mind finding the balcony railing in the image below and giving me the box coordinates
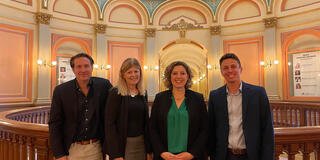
[0,101,320,160]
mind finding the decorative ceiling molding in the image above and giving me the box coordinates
[95,24,107,34]
[35,12,52,25]
[264,17,277,28]
[94,0,271,21]
[162,19,203,30]
[145,28,156,37]
[210,25,221,35]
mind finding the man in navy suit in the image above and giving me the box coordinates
[208,53,274,160]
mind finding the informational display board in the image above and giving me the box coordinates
[292,50,320,96]
[57,57,75,85]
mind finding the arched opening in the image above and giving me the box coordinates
[158,40,208,98]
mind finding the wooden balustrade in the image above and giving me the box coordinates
[271,101,320,127]
[0,106,52,160]
[0,102,320,160]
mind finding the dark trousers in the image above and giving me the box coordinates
[226,151,248,160]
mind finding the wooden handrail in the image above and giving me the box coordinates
[0,102,320,160]
[0,106,52,160]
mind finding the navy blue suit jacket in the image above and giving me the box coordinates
[208,82,274,160]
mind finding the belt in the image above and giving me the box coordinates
[76,139,98,145]
[227,148,247,155]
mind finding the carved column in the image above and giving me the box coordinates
[263,17,280,100]
[210,25,223,89]
[145,28,158,100]
[95,24,108,78]
[35,12,52,104]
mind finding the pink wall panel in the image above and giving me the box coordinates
[108,41,143,85]
[0,24,33,102]
[224,37,264,86]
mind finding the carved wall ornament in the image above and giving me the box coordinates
[145,28,156,37]
[95,24,107,34]
[264,17,278,28]
[179,30,186,39]
[210,25,221,35]
[162,19,203,30]
[35,12,52,25]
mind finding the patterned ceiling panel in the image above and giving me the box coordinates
[140,0,166,17]
[95,0,270,19]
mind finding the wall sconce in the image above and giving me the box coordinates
[37,59,57,67]
[260,60,279,67]
[207,64,219,70]
[144,65,159,71]
[193,74,206,84]
[94,64,111,70]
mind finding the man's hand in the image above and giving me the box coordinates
[176,152,194,160]
[56,156,67,160]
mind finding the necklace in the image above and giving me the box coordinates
[129,90,138,97]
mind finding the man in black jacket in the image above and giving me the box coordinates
[49,53,112,160]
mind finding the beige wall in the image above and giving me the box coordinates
[0,0,320,110]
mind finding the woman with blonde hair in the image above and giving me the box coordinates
[105,58,151,160]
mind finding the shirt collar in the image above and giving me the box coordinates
[226,81,242,95]
[75,78,93,90]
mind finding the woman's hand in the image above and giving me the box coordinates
[160,152,178,160]
[114,157,124,160]
[176,152,194,160]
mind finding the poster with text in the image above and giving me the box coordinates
[292,51,320,96]
[57,57,75,85]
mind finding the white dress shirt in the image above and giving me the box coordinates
[226,82,246,149]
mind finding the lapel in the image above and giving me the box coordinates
[241,82,249,127]
[220,85,229,124]
[71,79,80,120]
[163,90,172,122]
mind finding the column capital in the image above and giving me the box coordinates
[95,24,107,34]
[145,28,156,37]
[264,17,278,28]
[210,25,221,35]
[35,12,52,25]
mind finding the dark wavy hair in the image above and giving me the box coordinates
[163,61,193,89]
[70,53,94,68]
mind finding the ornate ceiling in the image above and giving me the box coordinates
[95,0,271,18]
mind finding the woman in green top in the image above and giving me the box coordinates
[149,61,208,160]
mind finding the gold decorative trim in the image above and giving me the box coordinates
[95,24,107,34]
[264,17,277,28]
[210,25,221,35]
[145,28,156,37]
[35,12,52,25]
[162,19,203,30]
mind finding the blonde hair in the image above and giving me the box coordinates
[117,58,145,96]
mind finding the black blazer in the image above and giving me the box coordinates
[208,82,274,160]
[49,77,112,158]
[105,87,151,159]
[149,89,208,160]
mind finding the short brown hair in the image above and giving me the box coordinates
[70,53,94,68]
[163,61,193,89]
[219,53,242,68]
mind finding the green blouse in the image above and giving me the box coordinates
[167,95,189,153]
